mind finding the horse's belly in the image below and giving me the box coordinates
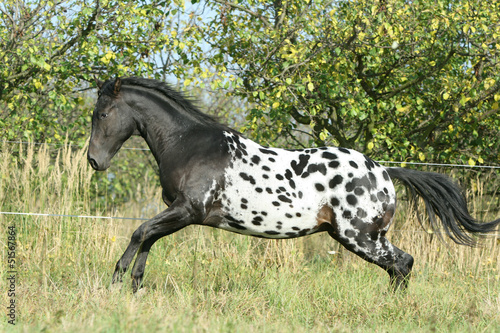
[217,200,325,238]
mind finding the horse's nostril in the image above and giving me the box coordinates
[89,158,99,170]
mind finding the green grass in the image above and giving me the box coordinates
[1,141,499,332]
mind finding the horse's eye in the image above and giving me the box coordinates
[100,113,109,119]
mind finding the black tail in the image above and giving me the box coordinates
[387,167,500,246]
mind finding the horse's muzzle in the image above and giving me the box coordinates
[88,157,100,171]
[87,153,110,171]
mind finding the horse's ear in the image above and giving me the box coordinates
[113,77,122,95]
[95,77,104,91]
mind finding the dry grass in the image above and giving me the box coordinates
[1,141,499,332]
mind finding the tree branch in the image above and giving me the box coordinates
[288,105,310,125]
[5,0,100,83]
[51,1,100,60]
[212,0,271,29]
[378,47,456,100]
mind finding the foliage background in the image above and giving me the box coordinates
[1,1,499,331]
[1,0,499,166]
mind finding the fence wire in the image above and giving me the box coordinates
[3,140,500,169]
[2,139,499,233]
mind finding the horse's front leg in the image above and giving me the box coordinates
[129,233,173,293]
[111,199,196,291]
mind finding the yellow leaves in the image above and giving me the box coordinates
[33,79,42,90]
[100,51,116,65]
[468,158,476,166]
[492,102,499,110]
[460,95,471,106]
[367,141,374,151]
[396,105,410,113]
[116,64,129,73]
[418,152,426,161]
[443,92,450,100]
[448,124,454,132]
[484,78,496,90]
[431,19,440,31]
[377,24,385,37]
[307,82,314,92]
[200,69,210,79]
[383,22,395,38]
[318,131,327,141]
[463,24,476,34]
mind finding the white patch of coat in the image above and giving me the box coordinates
[218,132,396,240]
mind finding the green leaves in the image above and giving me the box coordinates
[0,0,186,144]
[1,0,498,166]
[192,0,500,164]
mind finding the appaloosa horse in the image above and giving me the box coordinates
[88,77,500,292]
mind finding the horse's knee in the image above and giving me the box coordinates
[131,226,145,243]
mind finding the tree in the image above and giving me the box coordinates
[0,0,195,143]
[2,0,499,167]
[187,0,500,165]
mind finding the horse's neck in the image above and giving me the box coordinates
[133,97,209,168]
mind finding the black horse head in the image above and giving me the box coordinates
[88,78,138,171]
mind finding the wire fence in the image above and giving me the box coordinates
[4,140,500,169]
[1,139,499,233]
[1,211,498,237]
[0,211,148,221]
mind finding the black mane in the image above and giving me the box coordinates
[102,77,224,129]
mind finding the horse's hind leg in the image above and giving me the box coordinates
[325,211,414,291]
[328,227,413,290]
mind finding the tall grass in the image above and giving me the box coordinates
[1,141,499,332]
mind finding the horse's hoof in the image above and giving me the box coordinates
[134,287,147,297]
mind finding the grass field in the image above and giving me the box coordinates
[1,141,499,332]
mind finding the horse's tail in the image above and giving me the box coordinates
[386,167,500,246]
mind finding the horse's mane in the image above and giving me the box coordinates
[101,77,225,129]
